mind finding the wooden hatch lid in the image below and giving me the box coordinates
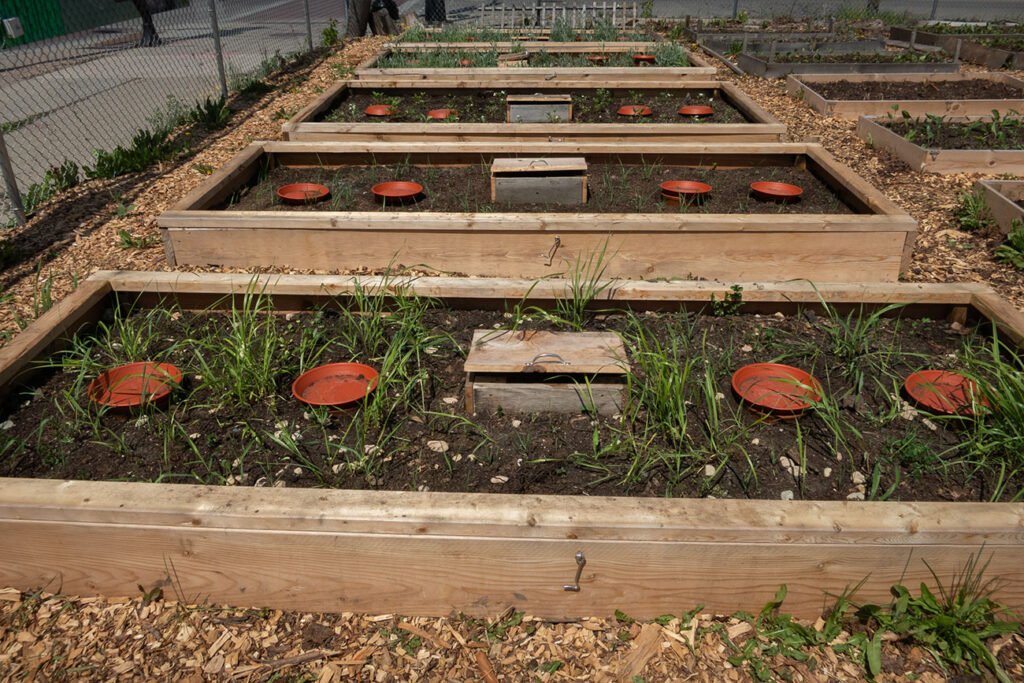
[490,157,587,176]
[465,330,627,374]
[507,93,573,103]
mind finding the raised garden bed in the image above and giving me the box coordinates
[737,48,959,79]
[890,25,1024,69]
[857,114,1024,174]
[156,141,917,282]
[977,179,1024,235]
[353,46,716,82]
[1,271,1023,619]
[282,79,784,143]
[786,72,1024,119]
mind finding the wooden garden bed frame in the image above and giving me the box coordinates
[977,179,1024,234]
[353,45,716,81]
[786,72,1024,119]
[889,26,1024,70]
[857,116,1024,175]
[156,141,917,282]
[281,79,785,143]
[391,41,656,51]
[1,271,1023,619]
[736,52,959,79]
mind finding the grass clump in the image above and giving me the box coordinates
[995,219,1024,269]
[953,187,995,232]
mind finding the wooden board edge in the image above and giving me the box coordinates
[167,143,266,212]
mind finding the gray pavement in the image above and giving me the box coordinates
[1,1,347,222]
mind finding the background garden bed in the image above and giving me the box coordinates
[0,272,1023,620]
[737,49,959,79]
[156,141,917,282]
[977,179,1024,234]
[283,79,784,143]
[786,72,1024,119]
[857,114,1024,174]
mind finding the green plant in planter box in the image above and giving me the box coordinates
[953,188,995,232]
[995,219,1024,270]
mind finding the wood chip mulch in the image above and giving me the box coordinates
[7,586,1017,682]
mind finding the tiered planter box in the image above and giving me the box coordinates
[787,72,1024,119]
[353,45,716,81]
[282,79,785,143]
[0,271,1022,619]
[156,141,917,282]
[857,116,1024,174]
[977,179,1024,234]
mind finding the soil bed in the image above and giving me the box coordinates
[768,51,947,64]
[813,78,1024,101]
[1,303,1016,504]
[883,118,1024,150]
[376,49,692,68]
[232,164,852,214]
[322,87,743,124]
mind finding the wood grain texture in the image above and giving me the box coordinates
[0,479,1021,619]
[858,116,1024,175]
[470,381,624,415]
[465,330,626,374]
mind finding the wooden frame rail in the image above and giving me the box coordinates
[0,272,1022,619]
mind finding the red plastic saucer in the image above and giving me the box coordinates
[679,105,714,116]
[372,181,424,201]
[750,181,803,201]
[904,370,989,416]
[660,180,712,198]
[365,104,396,117]
[277,183,330,204]
[633,54,656,64]
[617,105,651,116]
[292,362,379,409]
[731,363,822,415]
[88,362,182,410]
[427,108,456,120]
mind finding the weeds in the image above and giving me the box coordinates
[995,218,1024,269]
[954,188,996,232]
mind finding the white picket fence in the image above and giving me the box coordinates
[471,2,639,30]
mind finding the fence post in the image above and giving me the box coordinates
[929,0,939,20]
[0,129,26,226]
[303,0,313,50]
[732,0,739,19]
[206,0,228,99]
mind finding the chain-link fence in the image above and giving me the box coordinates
[1,0,348,227]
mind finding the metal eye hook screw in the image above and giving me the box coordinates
[564,551,586,592]
[543,235,561,266]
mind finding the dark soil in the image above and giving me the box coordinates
[768,51,948,64]
[884,118,1024,150]
[812,78,1024,101]
[1,305,1016,504]
[230,164,854,214]
[323,87,746,124]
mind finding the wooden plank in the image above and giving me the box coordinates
[0,279,111,401]
[970,291,1024,347]
[492,157,587,172]
[858,116,1024,175]
[0,479,1022,619]
[471,381,624,415]
[168,143,266,211]
[977,179,1024,235]
[158,225,909,282]
[465,330,626,374]
[354,67,718,81]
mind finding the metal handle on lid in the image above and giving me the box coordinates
[525,352,571,367]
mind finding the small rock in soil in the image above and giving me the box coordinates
[292,467,302,476]
[741,344,752,352]
[823,467,832,478]
[417,484,430,491]
[922,418,938,431]
[442,397,457,405]
[751,438,760,446]
[1,420,14,430]
[847,491,865,501]
[851,471,866,485]
[511,419,522,428]
[273,481,286,488]
[780,490,794,501]
[490,475,509,484]
[427,440,448,453]
[364,444,380,455]
[704,464,716,477]
[774,312,784,319]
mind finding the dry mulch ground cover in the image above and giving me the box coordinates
[3,586,1021,682]
[3,35,1024,682]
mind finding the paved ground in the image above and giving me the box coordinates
[1,1,346,220]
